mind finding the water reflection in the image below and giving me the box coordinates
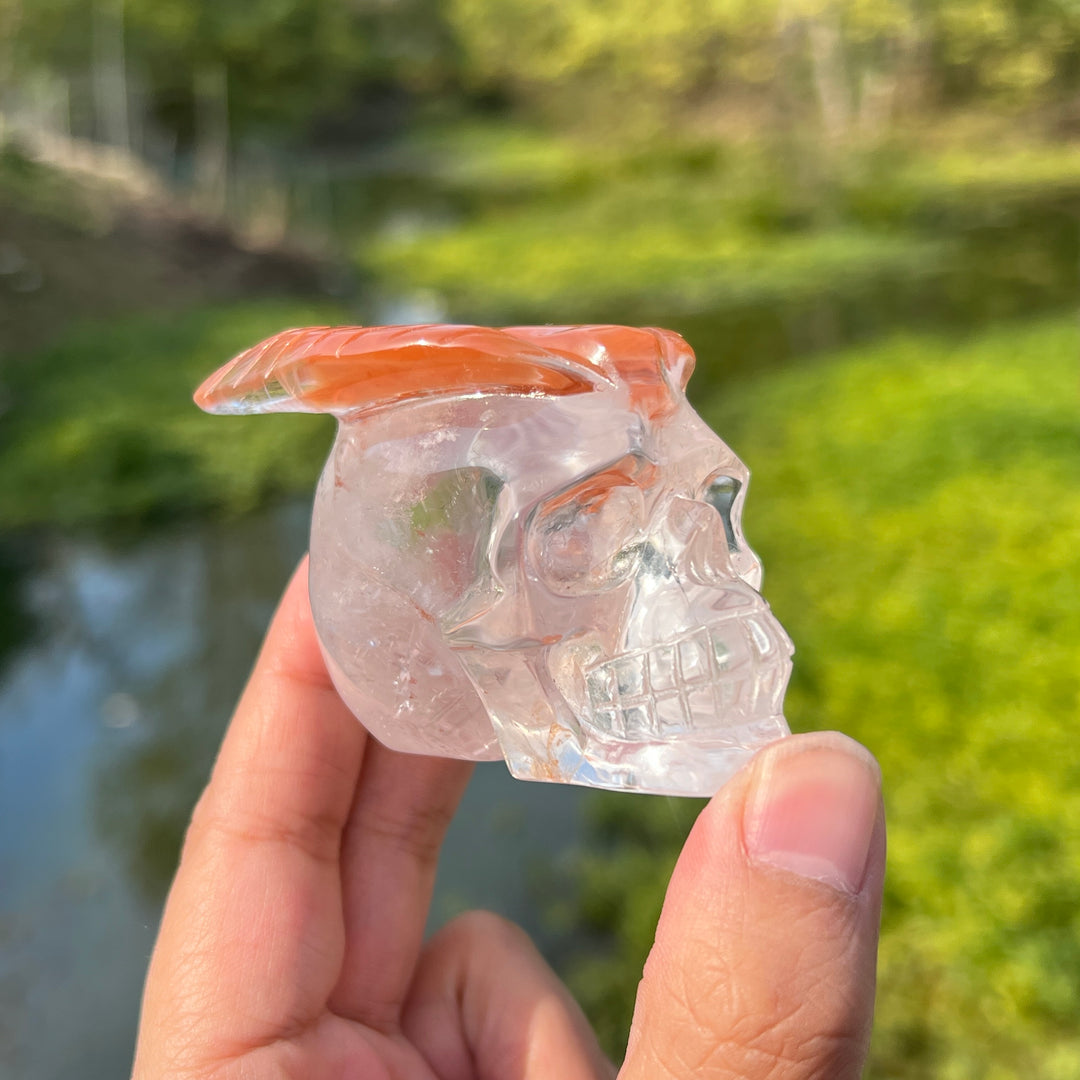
[88,507,314,905]
[0,545,35,677]
[0,502,589,1080]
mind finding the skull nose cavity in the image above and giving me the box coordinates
[703,474,742,552]
[638,539,673,579]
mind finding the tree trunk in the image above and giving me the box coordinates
[857,66,898,137]
[0,0,24,144]
[92,0,130,149]
[806,10,852,140]
[194,62,229,218]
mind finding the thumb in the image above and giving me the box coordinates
[620,732,884,1080]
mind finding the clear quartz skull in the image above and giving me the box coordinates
[196,325,793,796]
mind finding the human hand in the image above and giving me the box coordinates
[133,559,884,1080]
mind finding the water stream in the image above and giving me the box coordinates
[0,502,591,1080]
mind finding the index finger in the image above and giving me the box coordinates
[139,558,368,1062]
[202,554,368,865]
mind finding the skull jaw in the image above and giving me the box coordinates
[514,717,786,794]
[455,617,794,796]
[503,713,791,797]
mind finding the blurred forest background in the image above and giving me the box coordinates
[0,1,1078,1077]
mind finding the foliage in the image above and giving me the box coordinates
[446,0,765,127]
[3,0,460,145]
[0,301,340,528]
[128,0,376,136]
[8,0,1080,152]
[446,0,1080,131]
[564,315,1080,1078]
[929,0,1080,101]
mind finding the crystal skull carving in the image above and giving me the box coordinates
[196,325,793,796]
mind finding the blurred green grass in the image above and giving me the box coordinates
[0,301,340,528]
[561,314,1080,1078]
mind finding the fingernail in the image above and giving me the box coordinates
[744,739,880,894]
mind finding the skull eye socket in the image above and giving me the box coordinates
[529,480,646,597]
[357,465,504,619]
[702,473,742,553]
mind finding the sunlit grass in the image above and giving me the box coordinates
[899,142,1080,195]
[565,314,1080,1078]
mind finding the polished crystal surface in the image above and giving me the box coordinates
[196,325,794,796]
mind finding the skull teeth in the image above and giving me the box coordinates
[582,619,786,741]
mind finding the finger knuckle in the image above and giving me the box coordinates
[359,798,458,863]
[197,799,343,866]
[441,909,531,953]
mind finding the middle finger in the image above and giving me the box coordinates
[328,742,473,1030]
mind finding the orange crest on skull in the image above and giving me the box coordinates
[194,324,695,420]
